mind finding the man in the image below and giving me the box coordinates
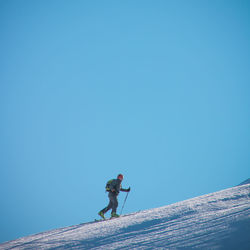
[98,174,130,219]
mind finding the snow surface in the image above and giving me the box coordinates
[1,183,250,249]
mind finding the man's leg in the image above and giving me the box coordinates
[99,192,114,217]
[110,193,119,217]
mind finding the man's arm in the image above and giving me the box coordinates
[121,187,131,192]
[110,179,119,194]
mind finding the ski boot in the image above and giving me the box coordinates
[111,212,120,218]
[98,211,105,219]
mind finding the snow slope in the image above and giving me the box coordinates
[238,178,250,186]
[1,183,250,249]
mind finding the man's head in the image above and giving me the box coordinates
[117,174,123,181]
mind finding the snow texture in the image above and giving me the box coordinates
[1,183,250,249]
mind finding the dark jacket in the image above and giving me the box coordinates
[110,179,128,195]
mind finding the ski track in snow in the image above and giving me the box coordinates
[1,184,250,249]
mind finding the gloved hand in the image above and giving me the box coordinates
[127,187,131,192]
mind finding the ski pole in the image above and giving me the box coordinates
[120,191,129,215]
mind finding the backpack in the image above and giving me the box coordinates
[105,179,114,192]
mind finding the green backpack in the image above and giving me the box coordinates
[105,179,114,192]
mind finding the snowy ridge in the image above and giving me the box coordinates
[238,178,250,186]
[1,183,250,249]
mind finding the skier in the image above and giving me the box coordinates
[98,174,130,219]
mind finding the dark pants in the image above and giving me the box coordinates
[101,192,118,214]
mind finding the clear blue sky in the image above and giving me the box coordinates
[1,0,250,243]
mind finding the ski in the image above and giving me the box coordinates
[94,216,120,222]
[109,216,120,220]
[94,218,106,222]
